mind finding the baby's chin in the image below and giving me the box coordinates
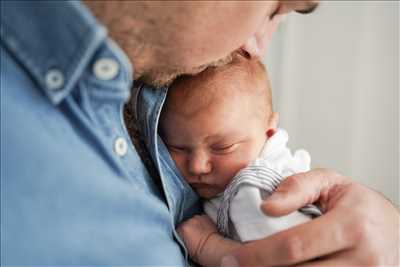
[196,188,223,199]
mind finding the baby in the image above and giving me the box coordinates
[159,54,320,267]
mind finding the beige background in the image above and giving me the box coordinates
[264,1,399,206]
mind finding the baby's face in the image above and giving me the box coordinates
[160,90,267,199]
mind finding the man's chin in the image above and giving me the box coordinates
[135,70,180,89]
[135,53,234,88]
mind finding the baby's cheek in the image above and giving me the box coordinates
[170,153,187,176]
[214,155,250,186]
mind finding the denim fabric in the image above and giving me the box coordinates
[134,84,201,225]
[1,1,200,265]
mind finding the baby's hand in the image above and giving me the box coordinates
[177,215,240,267]
[177,215,218,262]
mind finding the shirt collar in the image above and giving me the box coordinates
[0,0,111,105]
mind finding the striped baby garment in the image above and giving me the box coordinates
[204,129,321,242]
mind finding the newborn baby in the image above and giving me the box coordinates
[159,54,320,267]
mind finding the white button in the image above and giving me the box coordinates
[93,58,119,80]
[114,137,128,157]
[45,69,64,90]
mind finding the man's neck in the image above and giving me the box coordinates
[83,0,154,81]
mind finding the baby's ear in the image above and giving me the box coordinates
[268,112,279,130]
[266,112,279,138]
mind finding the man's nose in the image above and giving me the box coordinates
[241,13,285,59]
[187,151,212,176]
[241,0,319,59]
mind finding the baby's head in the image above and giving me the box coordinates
[159,54,278,199]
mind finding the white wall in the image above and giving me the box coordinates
[264,1,399,205]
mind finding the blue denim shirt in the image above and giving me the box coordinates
[1,1,200,265]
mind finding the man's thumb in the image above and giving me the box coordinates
[261,171,324,216]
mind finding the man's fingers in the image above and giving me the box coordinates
[294,249,366,267]
[262,168,349,216]
[225,208,355,267]
[294,257,353,267]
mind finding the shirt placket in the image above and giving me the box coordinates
[70,41,163,197]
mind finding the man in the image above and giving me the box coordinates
[0,1,398,266]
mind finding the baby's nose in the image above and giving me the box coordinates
[187,151,212,176]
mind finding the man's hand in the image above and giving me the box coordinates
[221,168,400,267]
[177,215,240,267]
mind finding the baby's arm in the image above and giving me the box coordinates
[177,215,240,267]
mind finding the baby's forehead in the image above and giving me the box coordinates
[172,64,260,99]
[167,86,268,129]
[165,56,271,118]
[168,76,250,113]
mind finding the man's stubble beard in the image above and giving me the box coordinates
[84,1,236,88]
[134,66,183,88]
[135,53,235,88]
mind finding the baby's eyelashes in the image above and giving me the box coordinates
[168,145,188,153]
[211,143,239,154]
[165,141,241,155]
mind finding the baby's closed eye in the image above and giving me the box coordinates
[165,143,189,153]
[211,143,240,154]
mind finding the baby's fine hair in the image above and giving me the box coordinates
[167,53,273,122]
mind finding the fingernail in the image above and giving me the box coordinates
[221,255,239,267]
